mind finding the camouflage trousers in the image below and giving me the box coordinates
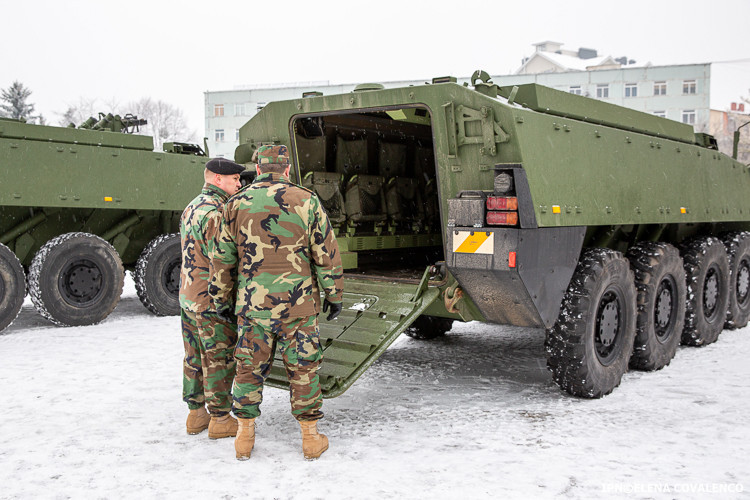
[233,315,323,422]
[181,309,238,416]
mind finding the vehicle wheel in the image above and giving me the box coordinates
[134,233,181,316]
[404,315,454,340]
[28,232,124,326]
[626,242,686,371]
[680,237,729,346]
[545,248,636,398]
[0,242,26,333]
[721,231,750,329]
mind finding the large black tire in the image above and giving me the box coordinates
[626,242,686,371]
[545,248,637,398]
[0,242,26,333]
[404,315,454,340]
[721,231,750,329]
[680,237,730,346]
[29,232,124,327]
[134,233,181,316]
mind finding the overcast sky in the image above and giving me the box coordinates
[2,0,749,137]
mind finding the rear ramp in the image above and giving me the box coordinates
[264,272,442,398]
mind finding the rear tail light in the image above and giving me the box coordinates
[486,211,518,226]
[486,196,518,211]
[486,170,520,227]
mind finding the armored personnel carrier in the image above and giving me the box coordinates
[234,72,750,398]
[0,113,207,331]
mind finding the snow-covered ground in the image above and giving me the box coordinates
[1,274,748,500]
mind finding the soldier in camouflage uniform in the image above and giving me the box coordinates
[180,158,244,439]
[209,144,344,460]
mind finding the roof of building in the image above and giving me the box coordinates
[516,51,619,74]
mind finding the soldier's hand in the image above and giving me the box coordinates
[323,299,342,321]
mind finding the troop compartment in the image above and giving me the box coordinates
[291,106,444,275]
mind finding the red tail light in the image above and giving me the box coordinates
[486,196,518,211]
[486,211,519,226]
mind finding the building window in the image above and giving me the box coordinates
[214,104,224,117]
[569,85,582,95]
[654,81,667,96]
[683,80,696,95]
[682,110,696,124]
[215,129,225,142]
[624,83,638,98]
[234,103,245,116]
[235,129,240,141]
[596,84,609,99]
[653,111,666,118]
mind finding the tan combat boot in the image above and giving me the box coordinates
[208,413,238,439]
[300,420,329,459]
[235,418,256,460]
[186,407,211,435]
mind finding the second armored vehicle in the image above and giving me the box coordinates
[0,113,207,331]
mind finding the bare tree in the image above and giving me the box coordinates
[57,96,99,126]
[126,97,196,150]
[55,96,196,151]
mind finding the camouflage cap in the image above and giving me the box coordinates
[206,157,245,175]
[256,145,290,165]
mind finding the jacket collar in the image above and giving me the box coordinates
[254,172,290,184]
[202,182,230,202]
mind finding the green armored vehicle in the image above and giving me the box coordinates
[234,72,750,398]
[0,113,207,331]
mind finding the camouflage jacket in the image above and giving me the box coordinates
[179,183,230,312]
[209,172,344,320]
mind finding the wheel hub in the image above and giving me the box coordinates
[599,302,619,346]
[737,259,750,305]
[59,259,103,305]
[654,278,674,340]
[595,291,621,363]
[164,259,181,295]
[703,268,719,318]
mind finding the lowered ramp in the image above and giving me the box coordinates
[264,270,442,398]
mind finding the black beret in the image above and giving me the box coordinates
[206,158,245,175]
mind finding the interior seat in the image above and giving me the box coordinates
[385,177,424,230]
[301,171,347,225]
[345,174,388,223]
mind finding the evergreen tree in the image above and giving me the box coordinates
[0,81,36,121]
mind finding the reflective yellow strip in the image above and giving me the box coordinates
[454,232,492,254]
[104,196,113,202]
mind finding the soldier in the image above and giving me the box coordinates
[209,144,344,461]
[179,157,244,439]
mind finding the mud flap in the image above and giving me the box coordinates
[264,273,442,398]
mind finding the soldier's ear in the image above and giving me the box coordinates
[256,165,262,175]
[284,165,291,177]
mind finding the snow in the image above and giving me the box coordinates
[1,274,749,499]
[529,51,616,72]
